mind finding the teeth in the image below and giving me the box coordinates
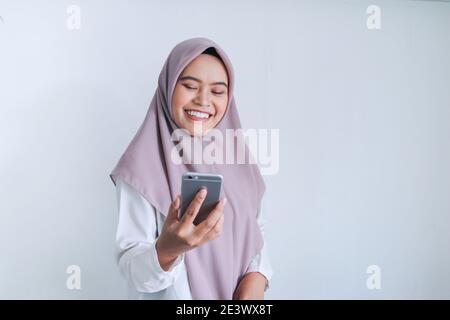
[186,110,210,119]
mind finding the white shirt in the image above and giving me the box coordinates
[114,177,273,300]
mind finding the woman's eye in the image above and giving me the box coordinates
[183,84,197,90]
[212,91,225,95]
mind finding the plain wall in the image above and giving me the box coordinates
[0,0,449,299]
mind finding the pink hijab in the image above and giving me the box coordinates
[110,37,265,299]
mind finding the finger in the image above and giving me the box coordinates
[180,187,207,225]
[199,212,224,244]
[166,195,181,223]
[194,197,226,238]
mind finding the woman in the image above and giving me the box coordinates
[110,37,272,300]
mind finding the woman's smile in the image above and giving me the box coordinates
[184,108,214,122]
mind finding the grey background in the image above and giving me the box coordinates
[0,0,449,299]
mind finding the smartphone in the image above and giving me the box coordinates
[179,172,224,225]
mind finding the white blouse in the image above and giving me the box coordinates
[114,177,273,300]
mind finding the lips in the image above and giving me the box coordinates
[184,109,214,121]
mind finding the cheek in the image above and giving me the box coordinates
[215,97,228,117]
[172,87,190,117]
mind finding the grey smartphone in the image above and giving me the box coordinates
[179,172,224,225]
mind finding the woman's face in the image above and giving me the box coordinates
[172,53,229,136]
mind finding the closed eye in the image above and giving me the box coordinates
[183,84,197,90]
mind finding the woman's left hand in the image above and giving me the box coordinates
[233,272,267,300]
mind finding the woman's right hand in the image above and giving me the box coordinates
[155,188,227,271]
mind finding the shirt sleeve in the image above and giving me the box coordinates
[114,177,185,293]
[245,202,274,291]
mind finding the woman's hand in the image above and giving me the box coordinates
[155,188,226,271]
[233,272,267,300]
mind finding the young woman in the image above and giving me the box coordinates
[110,38,272,300]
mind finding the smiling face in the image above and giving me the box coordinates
[171,53,229,136]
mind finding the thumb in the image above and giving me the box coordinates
[167,195,181,222]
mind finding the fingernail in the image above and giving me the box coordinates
[199,188,207,197]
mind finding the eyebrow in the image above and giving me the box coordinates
[178,75,228,88]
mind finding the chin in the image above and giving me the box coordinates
[187,125,210,137]
[181,120,212,136]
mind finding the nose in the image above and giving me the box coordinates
[194,88,210,108]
